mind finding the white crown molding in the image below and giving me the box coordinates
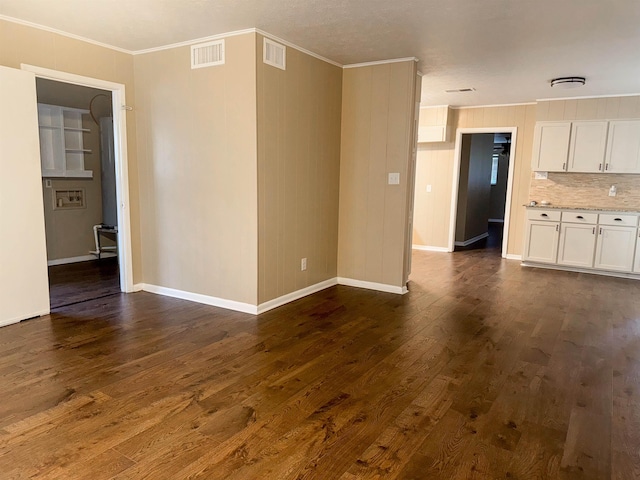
[1,15,423,72]
[0,14,132,54]
[254,29,342,68]
[133,28,257,55]
[343,57,419,69]
[449,102,537,110]
[536,93,640,102]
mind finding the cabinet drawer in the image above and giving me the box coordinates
[561,211,598,224]
[599,213,638,227]
[527,209,561,221]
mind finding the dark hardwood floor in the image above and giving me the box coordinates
[48,258,120,309]
[2,249,640,479]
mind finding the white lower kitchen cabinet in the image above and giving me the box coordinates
[635,233,640,273]
[593,225,636,272]
[523,220,559,264]
[557,223,597,268]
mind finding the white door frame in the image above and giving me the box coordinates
[448,127,518,258]
[21,64,134,293]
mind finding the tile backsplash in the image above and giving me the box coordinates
[528,173,640,210]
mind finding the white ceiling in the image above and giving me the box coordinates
[1,0,639,107]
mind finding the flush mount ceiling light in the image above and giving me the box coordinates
[550,76,586,88]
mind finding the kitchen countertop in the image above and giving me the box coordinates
[524,204,640,213]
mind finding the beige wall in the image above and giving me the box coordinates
[413,104,537,256]
[338,60,418,288]
[134,33,258,304]
[531,96,640,211]
[42,114,103,260]
[0,18,141,280]
[256,35,342,304]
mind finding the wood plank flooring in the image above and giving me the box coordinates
[48,257,120,309]
[2,248,640,479]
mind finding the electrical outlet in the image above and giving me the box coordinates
[426,184,432,192]
[301,258,307,271]
[388,172,400,185]
[609,185,617,197]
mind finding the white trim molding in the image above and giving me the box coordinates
[21,64,135,294]
[344,57,419,69]
[0,308,50,328]
[450,102,536,110]
[0,14,131,54]
[140,284,258,315]
[47,254,116,266]
[337,277,408,295]
[449,126,518,260]
[454,232,489,247]
[257,278,338,314]
[138,279,340,316]
[505,254,523,261]
[412,245,449,252]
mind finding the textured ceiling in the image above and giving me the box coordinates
[1,0,639,106]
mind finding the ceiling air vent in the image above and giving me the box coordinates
[263,38,286,70]
[445,88,476,93]
[191,40,225,69]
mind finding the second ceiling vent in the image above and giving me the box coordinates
[263,38,286,70]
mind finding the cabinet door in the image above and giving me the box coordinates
[557,223,596,268]
[523,220,560,264]
[532,122,571,172]
[567,121,608,173]
[605,120,640,173]
[594,225,636,272]
[634,231,640,273]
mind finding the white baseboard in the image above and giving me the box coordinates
[454,232,489,247]
[337,277,407,295]
[47,253,116,266]
[139,284,258,314]
[257,278,338,314]
[505,254,522,261]
[138,278,340,316]
[0,308,50,328]
[412,245,449,252]
[521,262,640,280]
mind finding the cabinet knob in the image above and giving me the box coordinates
[599,163,602,171]
[576,215,584,219]
[541,213,548,217]
[606,163,609,170]
[593,227,596,234]
[614,218,623,221]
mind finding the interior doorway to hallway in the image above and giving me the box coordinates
[448,127,517,258]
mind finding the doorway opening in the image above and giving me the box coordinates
[22,64,134,309]
[36,79,120,308]
[448,127,517,257]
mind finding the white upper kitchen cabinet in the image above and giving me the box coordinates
[532,122,571,172]
[567,121,608,173]
[605,120,640,173]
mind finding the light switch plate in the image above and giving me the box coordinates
[388,172,400,185]
[426,184,432,192]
